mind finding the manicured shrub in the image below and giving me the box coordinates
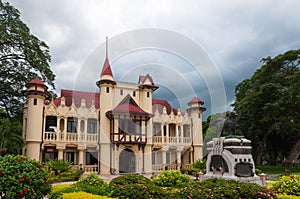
[180,168,200,176]
[277,194,300,199]
[175,178,276,199]
[75,173,106,187]
[272,175,300,196]
[47,159,72,175]
[59,191,114,199]
[152,170,192,188]
[109,174,166,199]
[193,159,206,170]
[0,154,52,199]
[110,173,153,186]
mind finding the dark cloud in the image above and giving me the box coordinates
[7,0,300,119]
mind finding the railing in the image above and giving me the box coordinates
[152,136,192,145]
[44,131,98,143]
[72,165,99,173]
[152,164,191,172]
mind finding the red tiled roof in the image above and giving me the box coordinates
[188,97,204,106]
[152,99,178,115]
[108,94,151,116]
[45,89,100,109]
[27,77,48,89]
[101,57,113,77]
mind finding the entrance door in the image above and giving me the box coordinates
[119,148,135,173]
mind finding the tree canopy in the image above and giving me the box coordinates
[0,1,55,155]
[0,0,55,120]
[233,49,300,166]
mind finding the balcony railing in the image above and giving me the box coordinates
[152,164,192,172]
[44,131,98,143]
[152,136,192,145]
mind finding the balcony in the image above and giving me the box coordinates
[152,136,192,147]
[44,131,98,143]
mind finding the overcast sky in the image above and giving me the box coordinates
[7,0,300,118]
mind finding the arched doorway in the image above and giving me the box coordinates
[119,148,135,173]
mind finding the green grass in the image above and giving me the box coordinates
[256,164,300,174]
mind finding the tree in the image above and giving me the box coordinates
[0,0,55,121]
[233,49,300,166]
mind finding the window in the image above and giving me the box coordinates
[147,92,150,98]
[183,125,190,137]
[152,152,156,164]
[87,119,97,134]
[67,117,77,133]
[133,91,136,97]
[153,123,161,136]
[119,118,141,135]
[33,98,37,105]
[64,151,77,164]
[106,87,109,93]
[166,151,170,164]
[120,89,123,95]
[45,116,57,132]
[86,151,98,165]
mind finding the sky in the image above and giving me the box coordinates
[7,0,300,119]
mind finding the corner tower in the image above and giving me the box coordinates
[96,37,116,174]
[187,97,206,161]
[23,77,50,160]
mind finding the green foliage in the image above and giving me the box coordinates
[109,174,165,199]
[193,159,206,170]
[255,168,262,175]
[271,175,300,196]
[0,1,55,120]
[152,170,192,188]
[0,115,23,155]
[256,164,300,174]
[59,191,114,199]
[49,169,84,182]
[175,178,276,199]
[180,168,200,176]
[0,154,52,198]
[48,159,73,175]
[109,173,153,186]
[277,194,300,199]
[234,49,300,165]
[75,173,106,187]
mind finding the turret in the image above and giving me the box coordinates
[187,97,206,161]
[23,77,50,160]
[138,74,158,113]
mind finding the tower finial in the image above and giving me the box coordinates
[106,36,108,58]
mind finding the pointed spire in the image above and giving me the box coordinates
[100,36,113,79]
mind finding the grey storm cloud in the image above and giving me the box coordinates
[7,0,300,118]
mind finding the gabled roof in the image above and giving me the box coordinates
[26,77,48,89]
[139,74,154,85]
[45,89,100,109]
[152,99,178,115]
[106,94,152,118]
[188,97,204,106]
[101,57,113,77]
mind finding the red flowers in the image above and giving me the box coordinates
[0,170,3,174]
[23,188,28,192]
[37,169,41,173]
[44,181,49,185]
[19,191,24,196]
[34,162,39,166]
[20,178,25,183]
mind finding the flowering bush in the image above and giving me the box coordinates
[152,170,192,188]
[0,154,51,198]
[271,175,300,196]
[175,178,276,199]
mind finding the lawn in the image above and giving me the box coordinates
[256,164,300,175]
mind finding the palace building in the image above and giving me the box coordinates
[22,52,206,174]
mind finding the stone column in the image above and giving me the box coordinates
[175,124,179,144]
[161,123,165,144]
[58,149,64,160]
[166,124,169,144]
[78,149,84,166]
[162,149,167,170]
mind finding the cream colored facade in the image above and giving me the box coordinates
[22,56,206,174]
